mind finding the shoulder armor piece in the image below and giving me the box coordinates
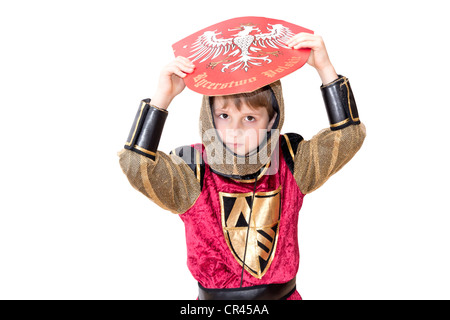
[170,145,205,190]
[280,133,303,175]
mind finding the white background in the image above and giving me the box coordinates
[1,0,449,299]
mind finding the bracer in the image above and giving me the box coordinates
[321,76,360,131]
[124,99,168,160]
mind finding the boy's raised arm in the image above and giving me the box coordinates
[293,76,366,194]
[118,57,202,214]
[286,33,366,194]
[118,99,202,214]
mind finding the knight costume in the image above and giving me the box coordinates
[118,75,366,300]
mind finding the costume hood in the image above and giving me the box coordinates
[199,80,285,180]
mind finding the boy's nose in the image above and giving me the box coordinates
[227,120,243,133]
[226,127,244,138]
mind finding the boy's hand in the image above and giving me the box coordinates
[152,56,195,110]
[286,33,338,85]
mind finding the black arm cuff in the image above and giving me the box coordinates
[124,98,168,160]
[320,75,360,131]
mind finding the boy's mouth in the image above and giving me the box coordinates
[224,141,246,151]
[227,142,244,148]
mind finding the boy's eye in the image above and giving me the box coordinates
[245,116,255,122]
[218,113,229,119]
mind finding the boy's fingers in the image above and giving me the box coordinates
[287,33,317,46]
[176,56,195,67]
[292,40,316,49]
[286,33,311,42]
[175,60,194,73]
[288,36,321,49]
[174,69,187,78]
[166,64,187,78]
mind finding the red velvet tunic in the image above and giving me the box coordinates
[180,140,304,300]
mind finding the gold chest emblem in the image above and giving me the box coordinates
[219,186,281,279]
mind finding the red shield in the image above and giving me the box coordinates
[172,16,313,96]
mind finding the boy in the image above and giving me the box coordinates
[119,32,366,299]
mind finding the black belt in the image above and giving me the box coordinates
[198,277,296,300]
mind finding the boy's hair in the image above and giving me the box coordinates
[210,86,276,120]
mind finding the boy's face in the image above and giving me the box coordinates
[212,96,276,156]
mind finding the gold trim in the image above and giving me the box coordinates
[220,186,281,198]
[330,118,350,128]
[311,134,321,183]
[327,129,342,176]
[231,161,272,184]
[224,220,278,231]
[134,145,156,156]
[283,134,295,160]
[150,103,169,114]
[340,77,359,122]
[195,149,201,183]
[140,160,171,213]
[321,76,341,88]
[125,101,146,146]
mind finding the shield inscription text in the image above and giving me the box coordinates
[219,186,281,279]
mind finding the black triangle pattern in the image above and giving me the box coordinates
[235,212,248,227]
[245,195,253,208]
[223,197,237,225]
[259,256,268,273]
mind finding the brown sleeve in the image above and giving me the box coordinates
[293,123,366,194]
[118,148,201,214]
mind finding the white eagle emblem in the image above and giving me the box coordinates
[188,23,295,72]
